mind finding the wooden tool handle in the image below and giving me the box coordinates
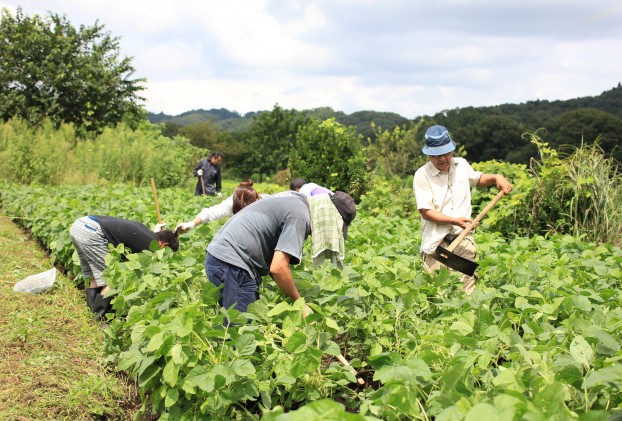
[150,178,162,224]
[337,354,365,385]
[447,190,506,252]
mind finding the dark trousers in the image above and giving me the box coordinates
[204,253,259,313]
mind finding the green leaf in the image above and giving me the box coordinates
[465,403,504,421]
[582,365,622,388]
[146,331,164,352]
[118,349,142,371]
[374,365,414,384]
[273,398,362,420]
[450,320,473,336]
[585,328,620,355]
[182,257,196,267]
[407,357,432,380]
[325,317,340,330]
[163,359,179,387]
[291,348,322,377]
[138,364,161,388]
[165,387,179,408]
[231,359,256,377]
[533,382,566,414]
[321,340,341,357]
[285,332,308,354]
[569,335,594,369]
[170,343,186,365]
[235,334,257,356]
[267,301,293,317]
[183,366,213,393]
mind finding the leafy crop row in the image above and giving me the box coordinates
[1,181,621,420]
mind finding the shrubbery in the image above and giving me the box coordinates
[289,118,369,201]
[0,118,205,188]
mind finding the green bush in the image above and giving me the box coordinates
[289,118,369,200]
[473,131,622,244]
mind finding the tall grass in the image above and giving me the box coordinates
[527,132,622,245]
[565,140,622,245]
[0,118,206,188]
[0,118,72,184]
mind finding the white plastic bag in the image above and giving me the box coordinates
[13,268,57,294]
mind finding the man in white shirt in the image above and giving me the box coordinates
[413,125,513,294]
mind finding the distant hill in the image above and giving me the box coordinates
[423,83,622,163]
[147,107,410,139]
[148,84,622,162]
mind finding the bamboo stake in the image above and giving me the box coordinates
[150,178,162,224]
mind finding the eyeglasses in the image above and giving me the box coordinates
[430,152,453,159]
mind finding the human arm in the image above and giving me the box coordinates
[414,168,473,229]
[418,209,473,229]
[153,222,167,232]
[269,251,301,301]
[477,174,513,194]
[176,196,234,233]
[192,160,204,177]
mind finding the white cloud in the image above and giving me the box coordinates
[3,0,622,117]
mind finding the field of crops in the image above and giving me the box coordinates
[1,180,621,420]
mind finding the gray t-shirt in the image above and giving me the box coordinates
[207,192,311,281]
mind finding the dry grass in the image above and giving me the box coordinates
[0,215,141,420]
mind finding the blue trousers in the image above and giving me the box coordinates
[204,253,259,313]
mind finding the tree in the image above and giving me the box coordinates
[366,120,429,178]
[289,118,368,201]
[0,7,146,133]
[179,121,248,177]
[453,115,525,162]
[244,104,306,182]
[547,108,622,163]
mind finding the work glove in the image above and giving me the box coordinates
[217,192,222,199]
[175,221,195,234]
[153,222,166,233]
[197,169,204,176]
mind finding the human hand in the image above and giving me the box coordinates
[217,192,222,199]
[153,222,166,232]
[175,221,195,233]
[497,176,513,195]
[197,169,204,176]
[454,217,475,230]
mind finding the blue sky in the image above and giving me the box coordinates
[3,0,622,118]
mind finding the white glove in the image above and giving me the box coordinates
[197,169,204,176]
[153,222,166,233]
[175,221,195,234]
[217,192,222,198]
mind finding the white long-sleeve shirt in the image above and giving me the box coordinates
[196,193,269,223]
[197,196,234,223]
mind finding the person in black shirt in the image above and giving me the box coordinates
[193,152,223,197]
[69,215,179,319]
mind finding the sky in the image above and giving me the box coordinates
[2,0,622,119]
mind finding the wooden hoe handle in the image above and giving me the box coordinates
[337,354,365,385]
[447,190,506,252]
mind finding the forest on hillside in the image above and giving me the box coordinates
[148,84,622,165]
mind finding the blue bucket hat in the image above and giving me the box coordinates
[422,125,456,156]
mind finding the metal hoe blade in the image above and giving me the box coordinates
[433,246,478,276]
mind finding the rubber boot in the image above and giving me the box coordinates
[92,294,113,321]
[85,286,103,311]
